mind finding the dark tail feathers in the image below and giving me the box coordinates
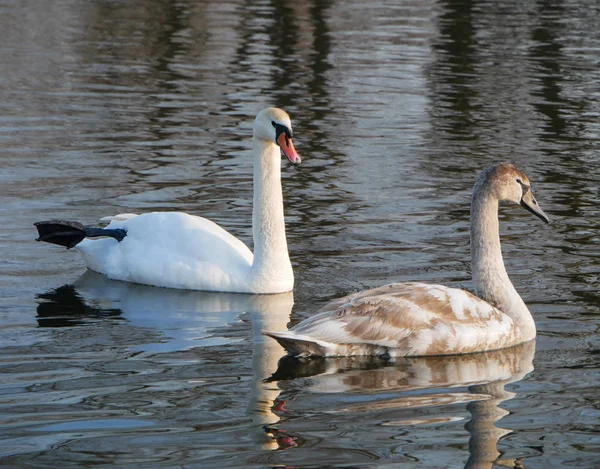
[35,220,126,249]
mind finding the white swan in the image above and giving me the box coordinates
[265,164,549,356]
[35,107,301,294]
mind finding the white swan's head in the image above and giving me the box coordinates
[254,107,301,164]
[475,163,549,223]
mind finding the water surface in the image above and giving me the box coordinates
[0,0,599,467]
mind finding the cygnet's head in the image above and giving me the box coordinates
[474,163,549,223]
[253,107,301,164]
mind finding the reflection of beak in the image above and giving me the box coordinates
[520,190,549,223]
[277,133,301,165]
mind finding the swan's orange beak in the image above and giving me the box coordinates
[277,133,301,165]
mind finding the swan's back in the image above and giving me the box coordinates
[267,283,521,357]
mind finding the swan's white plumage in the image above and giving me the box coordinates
[266,164,549,357]
[70,107,300,293]
[99,213,138,223]
[78,212,258,292]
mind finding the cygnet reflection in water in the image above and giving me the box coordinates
[267,341,536,467]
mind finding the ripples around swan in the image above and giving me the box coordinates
[0,0,598,467]
[4,272,538,468]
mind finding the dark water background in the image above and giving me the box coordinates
[1,0,599,467]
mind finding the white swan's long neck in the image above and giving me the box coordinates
[470,188,536,340]
[250,137,293,286]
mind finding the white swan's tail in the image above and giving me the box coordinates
[263,331,330,357]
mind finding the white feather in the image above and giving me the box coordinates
[72,108,298,293]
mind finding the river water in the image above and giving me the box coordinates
[0,0,598,467]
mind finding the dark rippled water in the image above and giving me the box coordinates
[1,0,599,467]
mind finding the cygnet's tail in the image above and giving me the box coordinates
[34,220,127,249]
[263,330,330,357]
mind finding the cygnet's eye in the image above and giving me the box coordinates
[516,178,530,195]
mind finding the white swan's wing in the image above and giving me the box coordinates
[269,283,518,357]
[78,212,255,292]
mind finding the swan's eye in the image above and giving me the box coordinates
[516,178,523,184]
[272,122,293,140]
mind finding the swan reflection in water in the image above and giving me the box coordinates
[35,273,535,462]
[270,340,536,467]
[36,270,293,450]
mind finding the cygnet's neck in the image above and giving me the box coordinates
[250,137,293,286]
[470,186,536,340]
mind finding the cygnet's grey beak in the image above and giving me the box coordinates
[520,190,549,223]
